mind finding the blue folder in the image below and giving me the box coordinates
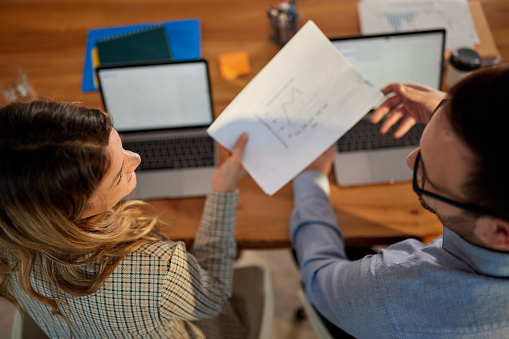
[82,19,201,92]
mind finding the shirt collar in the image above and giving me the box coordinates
[442,226,509,277]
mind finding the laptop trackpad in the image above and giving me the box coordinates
[368,149,414,182]
[129,168,215,199]
[334,147,415,186]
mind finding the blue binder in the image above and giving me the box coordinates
[82,19,201,92]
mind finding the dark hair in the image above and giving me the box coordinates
[0,100,112,222]
[448,64,509,221]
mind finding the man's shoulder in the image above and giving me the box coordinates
[374,236,464,272]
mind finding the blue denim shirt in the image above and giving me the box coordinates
[290,171,509,338]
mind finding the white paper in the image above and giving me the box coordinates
[207,21,382,195]
[358,0,479,50]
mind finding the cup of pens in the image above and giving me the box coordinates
[266,0,299,47]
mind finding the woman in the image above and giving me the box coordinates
[0,99,248,338]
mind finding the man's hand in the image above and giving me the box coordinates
[371,83,447,138]
[302,145,335,175]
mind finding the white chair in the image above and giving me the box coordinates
[297,287,334,339]
[233,266,274,339]
[11,309,49,339]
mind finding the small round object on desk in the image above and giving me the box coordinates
[445,47,482,88]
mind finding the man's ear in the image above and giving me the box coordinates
[483,218,509,250]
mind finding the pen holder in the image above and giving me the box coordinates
[267,4,299,47]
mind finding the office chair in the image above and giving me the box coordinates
[297,287,334,339]
[11,309,49,339]
[232,265,275,339]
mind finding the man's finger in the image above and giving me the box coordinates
[380,107,405,134]
[371,95,402,123]
[393,116,417,139]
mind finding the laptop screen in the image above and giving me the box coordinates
[97,60,214,132]
[331,29,445,90]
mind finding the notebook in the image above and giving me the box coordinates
[330,29,445,186]
[96,59,216,199]
[82,19,201,92]
[96,26,172,66]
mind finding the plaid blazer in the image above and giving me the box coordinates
[11,191,239,338]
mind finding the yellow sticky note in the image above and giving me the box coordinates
[218,51,251,80]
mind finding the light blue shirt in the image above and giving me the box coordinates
[290,171,509,338]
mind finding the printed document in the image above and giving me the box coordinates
[358,0,479,50]
[207,21,382,195]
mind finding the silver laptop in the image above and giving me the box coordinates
[330,29,445,186]
[97,59,216,199]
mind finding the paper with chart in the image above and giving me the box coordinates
[207,21,382,195]
[358,0,479,50]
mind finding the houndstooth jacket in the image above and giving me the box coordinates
[10,191,239,338]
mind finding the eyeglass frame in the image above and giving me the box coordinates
[411,99,492,217]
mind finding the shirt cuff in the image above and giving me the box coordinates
[293,171,330,202]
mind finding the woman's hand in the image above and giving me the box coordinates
[211,133,248,192]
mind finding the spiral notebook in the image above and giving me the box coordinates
[82,19,202,92]
[96,26,172,66]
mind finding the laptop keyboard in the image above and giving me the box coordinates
[336,119,425,152]
[123,136,215,171]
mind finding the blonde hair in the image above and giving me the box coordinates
[0,100,159,326]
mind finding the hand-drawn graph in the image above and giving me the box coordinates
[379,12,417,31]
[280,86,302,126]
[255,77,329,149]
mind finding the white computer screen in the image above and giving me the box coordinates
[331,30,445,90]
[97,61,213,132]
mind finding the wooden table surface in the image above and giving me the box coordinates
[1,0,508,249]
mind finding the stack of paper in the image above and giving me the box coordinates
[358,0,479,50]
[207,21,382,196]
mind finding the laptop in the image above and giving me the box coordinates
[330,29,445,186]
[96,59,217,199]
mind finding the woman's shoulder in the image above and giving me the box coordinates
[124,239,188,264]
[104,240,189,283]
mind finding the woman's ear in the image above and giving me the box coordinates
[82,195,100,219]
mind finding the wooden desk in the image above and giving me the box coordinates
[1,0,508,249]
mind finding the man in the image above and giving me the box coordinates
[290,65,509,338]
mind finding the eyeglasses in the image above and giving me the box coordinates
[412,100,491,217]
[412,151,491,216]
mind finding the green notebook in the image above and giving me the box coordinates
[96,26,172,65]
